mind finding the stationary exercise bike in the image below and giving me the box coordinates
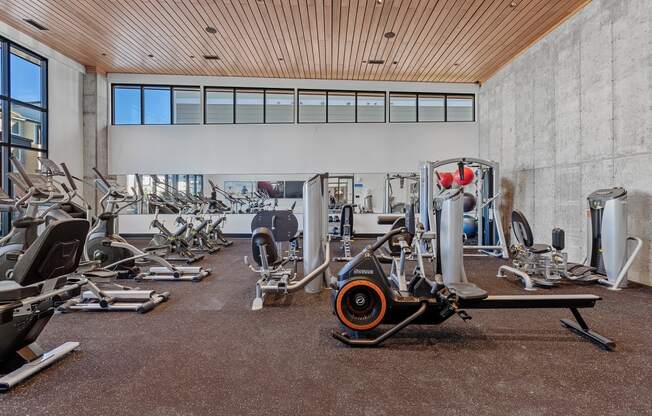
[331,197,615,350]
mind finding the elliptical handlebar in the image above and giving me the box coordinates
[9,155,36,189]
[60,163,77,191]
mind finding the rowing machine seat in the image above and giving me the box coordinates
[251,227,281,267]
[446,282,488,300]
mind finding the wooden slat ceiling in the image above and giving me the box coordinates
[0,0,590,83]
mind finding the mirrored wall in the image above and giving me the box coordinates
[113,172,421,215]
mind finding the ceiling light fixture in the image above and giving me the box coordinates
[510,1,517,7]
[278,57,284,61]
[148,54,154,58]
[384,31,395,39]
[24,19,48,31]
[392,61,398,65]
[204,55,220,60]
[367,59,385,65]
[205,26,217,34]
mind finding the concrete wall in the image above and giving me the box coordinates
[479,0,652,285]
[107,74,479,175]
[0,21,86,179]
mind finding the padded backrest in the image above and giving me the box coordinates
[404,203,415,235]
[251,227,280,266]
[339,204,354,237]
[11,219,89,287]
[387,217,414,256]
[511,210,534,248]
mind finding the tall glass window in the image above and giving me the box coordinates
[327,92,355,123]
[143,86,171,124]
[298,90,326,123]
[0,40,48,235]
[205,88,234,124]
[174,88,201,124]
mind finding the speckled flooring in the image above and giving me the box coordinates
[1,238,651,415]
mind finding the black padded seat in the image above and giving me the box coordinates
[0,280,39,302]
[446,282,488,300]
[530,244,552,254]
[251,227,282,267]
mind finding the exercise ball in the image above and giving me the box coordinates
[454,166,475,186]
[463,193,477,212]
[463,215,478,238]
[436,171,453,189]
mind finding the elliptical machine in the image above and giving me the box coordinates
[85,168,210,282]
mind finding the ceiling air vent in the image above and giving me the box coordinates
[367,59,385,65]
[24,19,48,31]
[203,55,220,60]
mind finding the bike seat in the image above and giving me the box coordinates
[529,244,551,254]
[446,282,488,300]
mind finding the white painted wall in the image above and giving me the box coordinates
[107,73,479,175]
[0,21,86,178]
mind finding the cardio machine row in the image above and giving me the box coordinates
[0,155,226,391]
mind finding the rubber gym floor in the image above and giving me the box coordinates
[1,238,651,416]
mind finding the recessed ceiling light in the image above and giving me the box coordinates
[453,62,460,66]
[148,54,154,58]
[278,57,284,61]
[23,19,48,31]
[510,1,517,7]
[376,0,383,4]
[203,55,220,60]
[384,31,395,39]
[101,53,107,57]
[205,26,217,34]
[392,61,398,65]
[190,55,195,59]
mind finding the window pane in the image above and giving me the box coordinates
[418,94,445,122]
[10,103,44,148]
[265,90,294,123]
[389,93,417,122]
[205,88,234,124]
[144,86,171,124]
[298,91,326,123]
[10,48,43,107]
[11,147,44,182]
[114,86,141,124]
[235,89,264,124]
[328,92,355,123]
[447,95,474,121]
[177,175,187,193]
[357,92,385,122]
[174,88,201,124]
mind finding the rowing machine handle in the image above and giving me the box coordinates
[369,226,407,252]
[92,167,111,188]
[9,155,35,188]
[60,163,77,190]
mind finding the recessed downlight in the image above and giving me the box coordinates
[510,1,517,7]
[148,54,154,58]
[384,31,395,39]
[205,26,217,34]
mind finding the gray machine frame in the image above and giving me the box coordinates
[246,173,331,310]
[420,158,508,258]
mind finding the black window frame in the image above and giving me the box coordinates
[111,83,202,126]
[389,92,475,123]
[298,89,387,124]
[0,38,48,235]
